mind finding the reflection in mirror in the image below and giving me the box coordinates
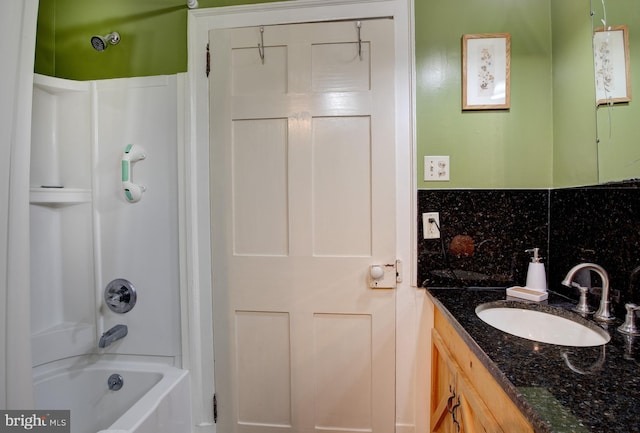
[551,2,598,187]
[594,25,631,106]
[592,0,640,183]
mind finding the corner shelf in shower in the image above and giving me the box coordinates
[29,187,92,204]
[33,73,90,94]
[30,74,96,367]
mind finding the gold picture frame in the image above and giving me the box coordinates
[594,25,631,106]
[462,33,511,110]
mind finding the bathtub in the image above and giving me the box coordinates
[33,357,191,433]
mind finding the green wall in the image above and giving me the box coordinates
[550,2,598,187]
[37,0,636,188]
[35,0,282,80]
[415,0,553,189]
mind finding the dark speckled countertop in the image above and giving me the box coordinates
[427,287,640,433]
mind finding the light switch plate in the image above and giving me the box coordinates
[424,156,450,181]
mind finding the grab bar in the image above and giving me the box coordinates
[122,144,146,203]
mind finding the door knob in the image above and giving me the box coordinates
[370,265,384,280]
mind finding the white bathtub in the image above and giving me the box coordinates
[33,357,191,433]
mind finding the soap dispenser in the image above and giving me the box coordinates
[525,248,547,292]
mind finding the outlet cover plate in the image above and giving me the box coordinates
[423,212,440,239]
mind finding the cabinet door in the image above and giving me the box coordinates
[430,329,458,433]
[456,372,504,433]
[431,328,505,433]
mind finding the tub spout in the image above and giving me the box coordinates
[99,324,128,348]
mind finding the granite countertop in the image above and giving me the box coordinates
[427,287,640,433]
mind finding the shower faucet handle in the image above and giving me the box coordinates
[104,279,137,314]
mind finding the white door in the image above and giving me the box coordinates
[210,19,396,433]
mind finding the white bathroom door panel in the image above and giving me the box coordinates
[210,19,396,433]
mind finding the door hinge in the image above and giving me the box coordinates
[213,393,217,423]
[206,43,210,77]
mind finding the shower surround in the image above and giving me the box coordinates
[29,73,189,431]
[30,73,182,367]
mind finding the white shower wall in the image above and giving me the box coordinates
[30,74,181,367]
[94,75,181,359]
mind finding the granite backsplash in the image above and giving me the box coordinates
[417,179,640,318]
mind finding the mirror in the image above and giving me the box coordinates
[414,2,638,188]
[591,1,640,184]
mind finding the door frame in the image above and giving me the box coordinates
[182,1,417,432]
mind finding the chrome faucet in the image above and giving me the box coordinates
[562,263,615,323]
[99,324,128,348]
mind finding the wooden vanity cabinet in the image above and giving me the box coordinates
[430,307,535,433]
[431,328,459,433]
[431,329,504,433]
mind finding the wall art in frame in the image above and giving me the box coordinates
[594,25,631,106]
[462,33,511,110]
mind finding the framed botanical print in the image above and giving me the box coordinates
[462,33,511,110]
[594,25,631,105]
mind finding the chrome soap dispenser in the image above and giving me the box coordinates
[525,248,547,292]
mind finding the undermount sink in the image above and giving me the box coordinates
[475,301,611,347]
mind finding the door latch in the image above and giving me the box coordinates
[368,260,402,289]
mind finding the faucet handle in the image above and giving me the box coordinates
[617,303,640,335]
[572,284,594,314]
[104,279,137,314]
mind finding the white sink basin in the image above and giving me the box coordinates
[475,302,610,347]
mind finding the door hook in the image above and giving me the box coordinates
[258,26,265,64]
[356,21,362,60]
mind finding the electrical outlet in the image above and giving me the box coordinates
[424,156,450,181]
[423,212,440,239]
